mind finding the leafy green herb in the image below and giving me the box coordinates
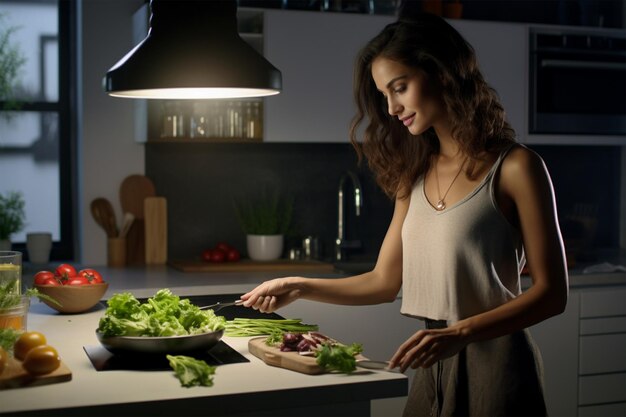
[264,329,284,347]
[97,289,226,337]
[167,355,216,387]
[0,191,26,240]
[0,14,26,117]
[0,328,20,354]
[0,278,60,309]
[315,342,363,373]
[233,189,294,235]
[24,287,61,306]
[224,318,318,337]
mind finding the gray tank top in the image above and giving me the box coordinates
[400,148,525,322]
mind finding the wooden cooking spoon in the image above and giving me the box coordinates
[90,198,118,238]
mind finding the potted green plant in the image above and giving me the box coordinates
[0,12,26,115]
[234,190,294,261]
[0,191,26,250]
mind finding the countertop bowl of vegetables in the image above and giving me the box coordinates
[34,282,109,314]
[95,289,227,355]
[96,328,225,355]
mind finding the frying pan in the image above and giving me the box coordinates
[96,329,224,355]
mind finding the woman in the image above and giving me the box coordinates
[241,13,568,416]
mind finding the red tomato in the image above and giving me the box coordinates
[226,248,240,262]
[54,264,77,281]
[201,249,213,262]
[41,277,61,286]
[215,242,231,252]
[78,269,103,284]
[34,271,57,285]
[209,249,226,263]
[65,276,90,286]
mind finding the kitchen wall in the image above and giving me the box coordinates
[80,0,145,264]
[145,143,393,262]
[145,142,622,265]
[529,145,622,262]
[79,1,626,265]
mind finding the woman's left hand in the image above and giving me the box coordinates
[388,325,469,372]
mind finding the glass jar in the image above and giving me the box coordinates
[244,101,262,139]
[161,101,186,138]
[190,102,209,138]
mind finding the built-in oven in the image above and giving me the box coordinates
[529,28,626,136]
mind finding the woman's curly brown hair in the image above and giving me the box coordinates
[349,13,516,200]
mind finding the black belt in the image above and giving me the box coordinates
[425,319,448,329]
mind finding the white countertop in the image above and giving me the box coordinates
[0,266,407,416]
[4,260,625,415]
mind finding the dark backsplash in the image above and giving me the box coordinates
[529,144,621,261]
[146,142,621,263]
[146,142,393,262]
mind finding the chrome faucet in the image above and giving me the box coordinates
[335,171,363,262]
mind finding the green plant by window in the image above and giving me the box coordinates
[234,190,294,235]
[0,191,26,240]
[0,12,26,114]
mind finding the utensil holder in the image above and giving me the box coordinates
[107,238,126,267]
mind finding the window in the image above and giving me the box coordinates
[0,0,75,260]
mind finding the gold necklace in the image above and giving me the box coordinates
[434,157,467,211]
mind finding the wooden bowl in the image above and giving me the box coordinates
[34,283,109,314]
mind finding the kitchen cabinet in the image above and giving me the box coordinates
[578,287,626,415]
[262,11,527,143]
[136,7,625,145]
[530,284,626,417]
[451,20,527,142]
[263,10,393,143]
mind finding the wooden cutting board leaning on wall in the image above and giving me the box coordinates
[119,175,156,265]
[144,197,167,264]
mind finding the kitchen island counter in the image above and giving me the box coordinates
[6,260,625,416]
[1,293,407,417]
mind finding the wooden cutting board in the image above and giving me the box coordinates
[120,174,157,265]
[0,357,72,389]
[144,197,167,265]
[169,259,335,273]
[248,337,324,375]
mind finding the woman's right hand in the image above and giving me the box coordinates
[240,277,304,313]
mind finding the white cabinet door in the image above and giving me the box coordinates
[450,20,527,142]
[263,10,393,142]
[264,11,527,143]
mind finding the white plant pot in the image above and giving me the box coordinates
[246,234,283,261]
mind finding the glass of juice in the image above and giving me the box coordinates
[0,251,30,331]
[0,296,29,331]
[0,251,27,331]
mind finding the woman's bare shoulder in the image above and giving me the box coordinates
[501,144,547,175]
[499,144,551,196]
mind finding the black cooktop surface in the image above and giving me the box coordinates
[86,293,281,371]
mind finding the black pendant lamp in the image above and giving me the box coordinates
[104,0,282,99]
